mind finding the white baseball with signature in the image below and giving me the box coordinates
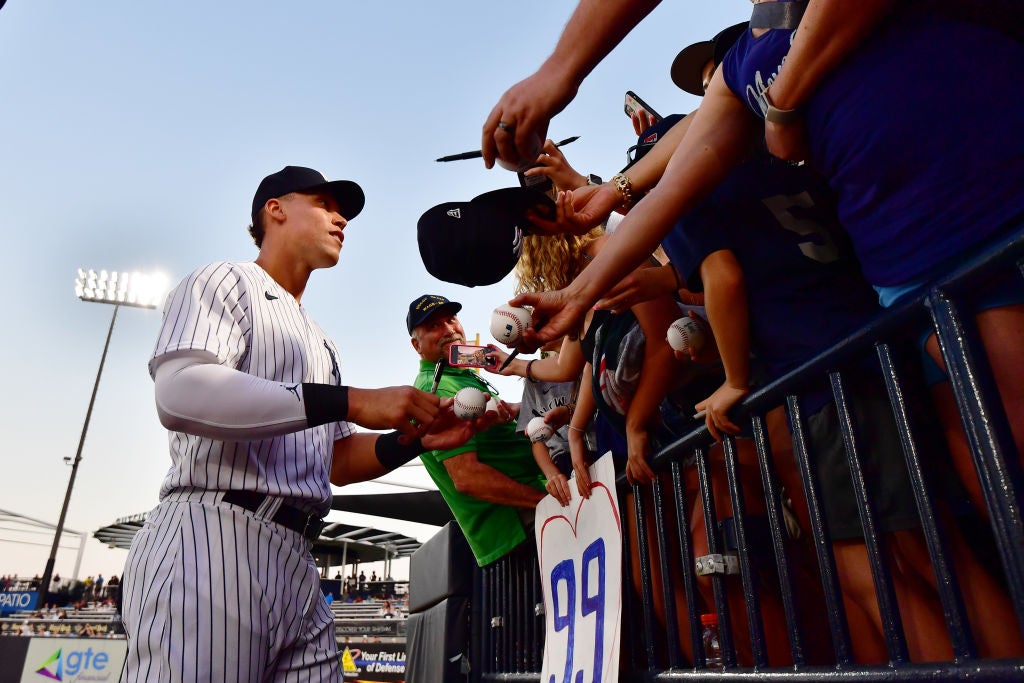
[667,316,705,355]
[490,304,532,346]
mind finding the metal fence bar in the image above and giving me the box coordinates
[694,444,738,668]
[875,341,976,660]
[927,289,1024,633]
[650,476,685,668]
[531,558,543,672]
[618,485,643,672]
[829,371,908,664]
[630,483,660,669]
[721,434,768,667]
[668,460,705,668]
[750,412,808,667]
[786,394,853,665]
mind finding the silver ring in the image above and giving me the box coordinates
[497,121,514,133]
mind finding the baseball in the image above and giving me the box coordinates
[453,387,487,420]
[490,304,532,346]
[526,416,554,443]
[496,132,544,172]
[667,316,705,355]
[485,397,501,414]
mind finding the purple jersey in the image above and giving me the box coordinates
[721,15,1024,287]
[662,153,878,390]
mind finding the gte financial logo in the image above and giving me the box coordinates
[35,647,111,681]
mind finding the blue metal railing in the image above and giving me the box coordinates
[471,229,1024,682]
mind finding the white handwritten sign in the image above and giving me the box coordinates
[536,452,622,683]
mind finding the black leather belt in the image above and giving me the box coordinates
[750,1,807,30]
[221,490,325,542]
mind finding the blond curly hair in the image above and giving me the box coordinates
[514,227,605,295]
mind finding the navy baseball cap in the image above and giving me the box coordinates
[251,166,365,223]
[417,192,533,287]
[670,22,748,96]
[407,295,463,334]
[621,113,687,173]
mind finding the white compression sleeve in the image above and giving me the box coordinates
[153,354,312,440]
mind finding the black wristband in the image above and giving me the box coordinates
[302,383,349,427]
[374,431,425,471]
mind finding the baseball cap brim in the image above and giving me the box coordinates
[472,187,555,233]
[309,179,365,221]
[670,40,714,96]
[417,201,522,287]
[671,23,749,97]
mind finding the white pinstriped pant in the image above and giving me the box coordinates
[120,491,339,682]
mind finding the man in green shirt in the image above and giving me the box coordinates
[408,294,546,566]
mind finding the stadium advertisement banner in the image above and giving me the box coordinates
[340,642,406,682]
[20,639,126,683]
[335,619,403,637]
[0,591,38,615]
[1,619,123,637]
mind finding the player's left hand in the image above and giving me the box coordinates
[418,398,496,450]
[348,386,442,439]
[764,118,810,163]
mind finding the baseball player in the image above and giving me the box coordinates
[120,166,481,683]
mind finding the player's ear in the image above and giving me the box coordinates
[410,334,421,354]
[265,197,286,223]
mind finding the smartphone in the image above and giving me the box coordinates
[448,344,497,369]
[624,90,661,122]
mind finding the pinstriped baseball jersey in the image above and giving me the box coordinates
[150,261,354,515]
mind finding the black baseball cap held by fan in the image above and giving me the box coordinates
[251,166,365,224]
[417,187,554,287]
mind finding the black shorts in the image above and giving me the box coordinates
[804,381,921,540]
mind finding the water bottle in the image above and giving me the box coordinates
[701,612,724,669]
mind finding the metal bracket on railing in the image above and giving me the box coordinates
[534,602,545,616]
[490,616,503,628]
[695,553,740,576]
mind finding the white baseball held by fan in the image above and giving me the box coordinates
[667,316,705,354]
[526,416,554,443]
[490,304,532,346]
[453,387,487,420]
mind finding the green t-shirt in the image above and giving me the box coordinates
[414,359,545,566]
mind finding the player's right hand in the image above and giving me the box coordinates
[347,386,441,438]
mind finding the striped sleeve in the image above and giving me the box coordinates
[149,262,250,377]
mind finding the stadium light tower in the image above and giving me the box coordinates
[38,269,168,605]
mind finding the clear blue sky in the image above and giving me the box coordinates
[0,1,748,580]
